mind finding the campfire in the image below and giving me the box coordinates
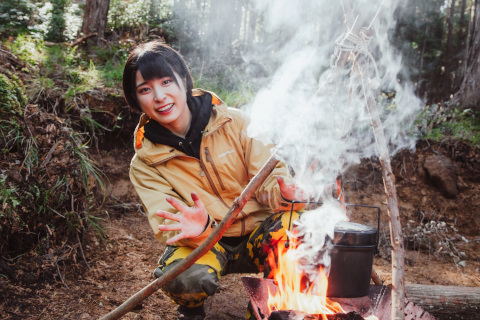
[243,237,436,320]
[242,199,435,320]
[266,241,344,316]
[262,238,379,320]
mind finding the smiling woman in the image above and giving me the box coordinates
[122,40,306,320]
[134,71,191,138]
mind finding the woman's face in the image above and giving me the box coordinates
[135,70,191,137]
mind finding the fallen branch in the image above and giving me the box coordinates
[71,33,98,47]
[406,284,480,320]
[99,154,280,320]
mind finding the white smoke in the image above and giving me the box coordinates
[243,0,422,279]
[244,0,421,196]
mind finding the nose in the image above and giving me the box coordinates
[153,87,167,102]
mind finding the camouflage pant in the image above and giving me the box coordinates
[153,210,301,313]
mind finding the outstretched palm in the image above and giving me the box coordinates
[156,192,209,244]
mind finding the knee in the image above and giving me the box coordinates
[154,263,219,297]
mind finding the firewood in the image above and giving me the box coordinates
[406,284,480,320]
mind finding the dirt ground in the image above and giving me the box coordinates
[1,141,479,320]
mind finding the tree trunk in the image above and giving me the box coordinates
[445,0,457,60]
[453,0,480,108]
[80,0,110,43]
[458,0,468,51]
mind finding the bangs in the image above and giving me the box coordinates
[137,52,177,82]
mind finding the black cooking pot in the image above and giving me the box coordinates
[326,220,378,298]
[284,200,380,298]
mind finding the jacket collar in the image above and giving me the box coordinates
[133,89,232,166]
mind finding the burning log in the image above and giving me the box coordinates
[242,277,437,320]
[269,310,365,320]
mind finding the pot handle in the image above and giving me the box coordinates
[342,203,381,254]
[284,199,381,254]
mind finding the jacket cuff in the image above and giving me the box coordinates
[279,200,306,212]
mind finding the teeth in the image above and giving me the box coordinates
[157,103,173,112]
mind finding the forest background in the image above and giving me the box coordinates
[0,0,480,319]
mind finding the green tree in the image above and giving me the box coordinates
[45,0,68,42]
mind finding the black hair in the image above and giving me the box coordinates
[122,41,194,111]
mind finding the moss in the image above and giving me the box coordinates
[0,71,27,115]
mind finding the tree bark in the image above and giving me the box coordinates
[458,0,468,52]
[406,284,480,320]
[80,0,110,43]
[445,0,457,60]
[452,0,480,108]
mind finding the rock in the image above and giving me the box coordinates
[7,169,23,183]
[423,155,459,198]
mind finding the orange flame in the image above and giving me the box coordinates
[267,240,378,320]
[267,240,344,320]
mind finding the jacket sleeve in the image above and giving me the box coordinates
[237,112,305,212]
[129,155,215,248]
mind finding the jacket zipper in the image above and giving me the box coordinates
[200,152,247,236]
[204,147,226,191]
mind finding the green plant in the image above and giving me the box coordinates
[5,35,46,67]
[100,59,125,87]
[0,0,33,37]
[65,60,102,100]
[0,72,27,114]
[0,72,28,151]
[45,0,67,42]
[108,0,152,31]
[0,176,21,220]
[417,104,480,147]
[67,133,106,196]
[194,76,255,107]
[84,200,107,238]
[28,75,55,103]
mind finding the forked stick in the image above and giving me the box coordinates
[99,155,280,320]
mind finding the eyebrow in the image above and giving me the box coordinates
[136,81,147,89]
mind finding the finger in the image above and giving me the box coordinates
[156,210,181,222]
[191,192,205,210]
[276,176,287,190]
[158,223,182,232]
[166,196,188,213]
[166,232,185,245]
[276,176,293,192]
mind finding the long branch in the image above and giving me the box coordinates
[356,58,406,320]
[99,155,280,320]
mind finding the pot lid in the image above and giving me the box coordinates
[332,221,377,246]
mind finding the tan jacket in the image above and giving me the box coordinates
[129,89,293,248]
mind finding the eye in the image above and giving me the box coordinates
[138,87,150,94]
[162,78,173,85]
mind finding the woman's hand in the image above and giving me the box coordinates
[156,192,209,245]
[276,176,306,201]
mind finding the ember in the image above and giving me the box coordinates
[269,310,365,320]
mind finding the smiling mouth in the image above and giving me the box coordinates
[156,103,174,113]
